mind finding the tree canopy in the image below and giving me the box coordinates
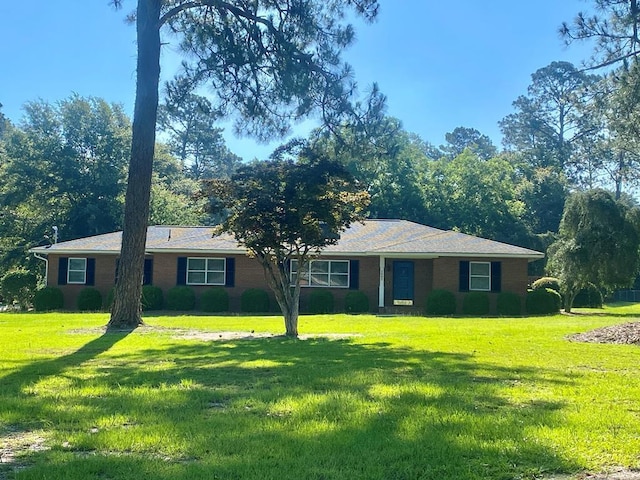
[547,189,640,312]
[206,144,369,337]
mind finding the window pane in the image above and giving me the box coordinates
[310,273,329,286]
[290,260,298,273]
[68,258,86,271]
[207,272,225,285]
[68,271,85,284]
[470,262,490,275]
[188,272,206,284]
[331,261,349,274]
[188,258,206,271]
[330,274,348,287]
[310,261,329,273]
[470,277,490,291]
[207,258,225,272]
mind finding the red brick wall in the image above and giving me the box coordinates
[45,252,531,313]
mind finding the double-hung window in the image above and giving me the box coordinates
[469,261,491,291]
[67,258,87,284]
[186,258,225,285]
[291,259,349,288]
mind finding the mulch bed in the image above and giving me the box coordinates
[567,321,640,346]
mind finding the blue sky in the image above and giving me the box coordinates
[0,1,595,161]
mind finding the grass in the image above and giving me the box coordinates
[1,307,639,479]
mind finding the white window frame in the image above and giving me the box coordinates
[67,257,87,285]
[469,261,491,292]
[290,259,350,288]
[186,257,226,286]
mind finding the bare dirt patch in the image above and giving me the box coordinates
[0,429,48,473]
[567,321,640,346]
[67,325,361,342]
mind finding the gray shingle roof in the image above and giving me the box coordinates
[30,219,543,259]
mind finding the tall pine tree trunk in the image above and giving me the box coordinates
[108,0,161,329]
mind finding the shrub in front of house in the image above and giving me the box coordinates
[462,292,490,316]
[105,288,115,310]
[526,288,561,315]
[344,291,369,314]
[201,288,229,313]
[531,277,561,294]
[496,291,522,316]
[33,286,64,311]
[166,286,196,311]
[142,285,164,311]
[0,269,37,310]
[307,290,334,314]
[77,287,103,312]
[241,288,270,313]
[572,283,603,308]
[425,289,456,315]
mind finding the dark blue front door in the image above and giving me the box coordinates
[393,261,414,303]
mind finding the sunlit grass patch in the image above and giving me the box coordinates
[1,309,639,478]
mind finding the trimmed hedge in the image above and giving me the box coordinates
[307,290,334,314]
[166,286,196,311]
[531,277,561,293]
[462,292,490,316]
[142,285,164,311]
[77,287,103,312]
[344,291,369,314]
[425,289,456,316]
[496,291,522,316]
[573,283,603,308]
[0,269,37,309]
[526,288,561,315]
[201,288,229,313]
[33,287,64,311]
[241,288,270,313]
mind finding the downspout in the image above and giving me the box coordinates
[33,253,49,286]
[378,256,385,309]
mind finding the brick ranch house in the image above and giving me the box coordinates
[30,219,543,313]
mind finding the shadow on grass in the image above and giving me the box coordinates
[2,334,581,480]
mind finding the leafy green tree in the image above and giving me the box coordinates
[547,189,640,312]
[442,126,497,161]
[0,269,37,310]
[158,90,242,179]
[0,96,131,275]
[206,146,369,337]
[500,61,600,174]
[310,113,430,222]
[109,0,379,329]
[420,151,531,246]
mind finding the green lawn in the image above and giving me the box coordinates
[1,308,639,479]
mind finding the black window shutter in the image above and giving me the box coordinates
[349,260,360,290]
[58,257,69,286]
[459,261,470,292]
[143,258,153,285]
[491,261,502,293]
[225,257,235,287]
[176,257,187,285]
[86,258,96,286]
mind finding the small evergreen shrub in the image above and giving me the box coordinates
[496,291,522,316]
[462,292,490,316]
[166,286,196,311]
[425,289,457,316]
[307,290,334,314]
[77,287,103,312]
[241,288,270,313]
[344,291,369,314]
[531,277,561,293]
[0,269,37,310]
[33,286,64,311]
[201,288,229,313]
[572,283,603,308]
[142,285,164,311]
[526,288,561,315]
